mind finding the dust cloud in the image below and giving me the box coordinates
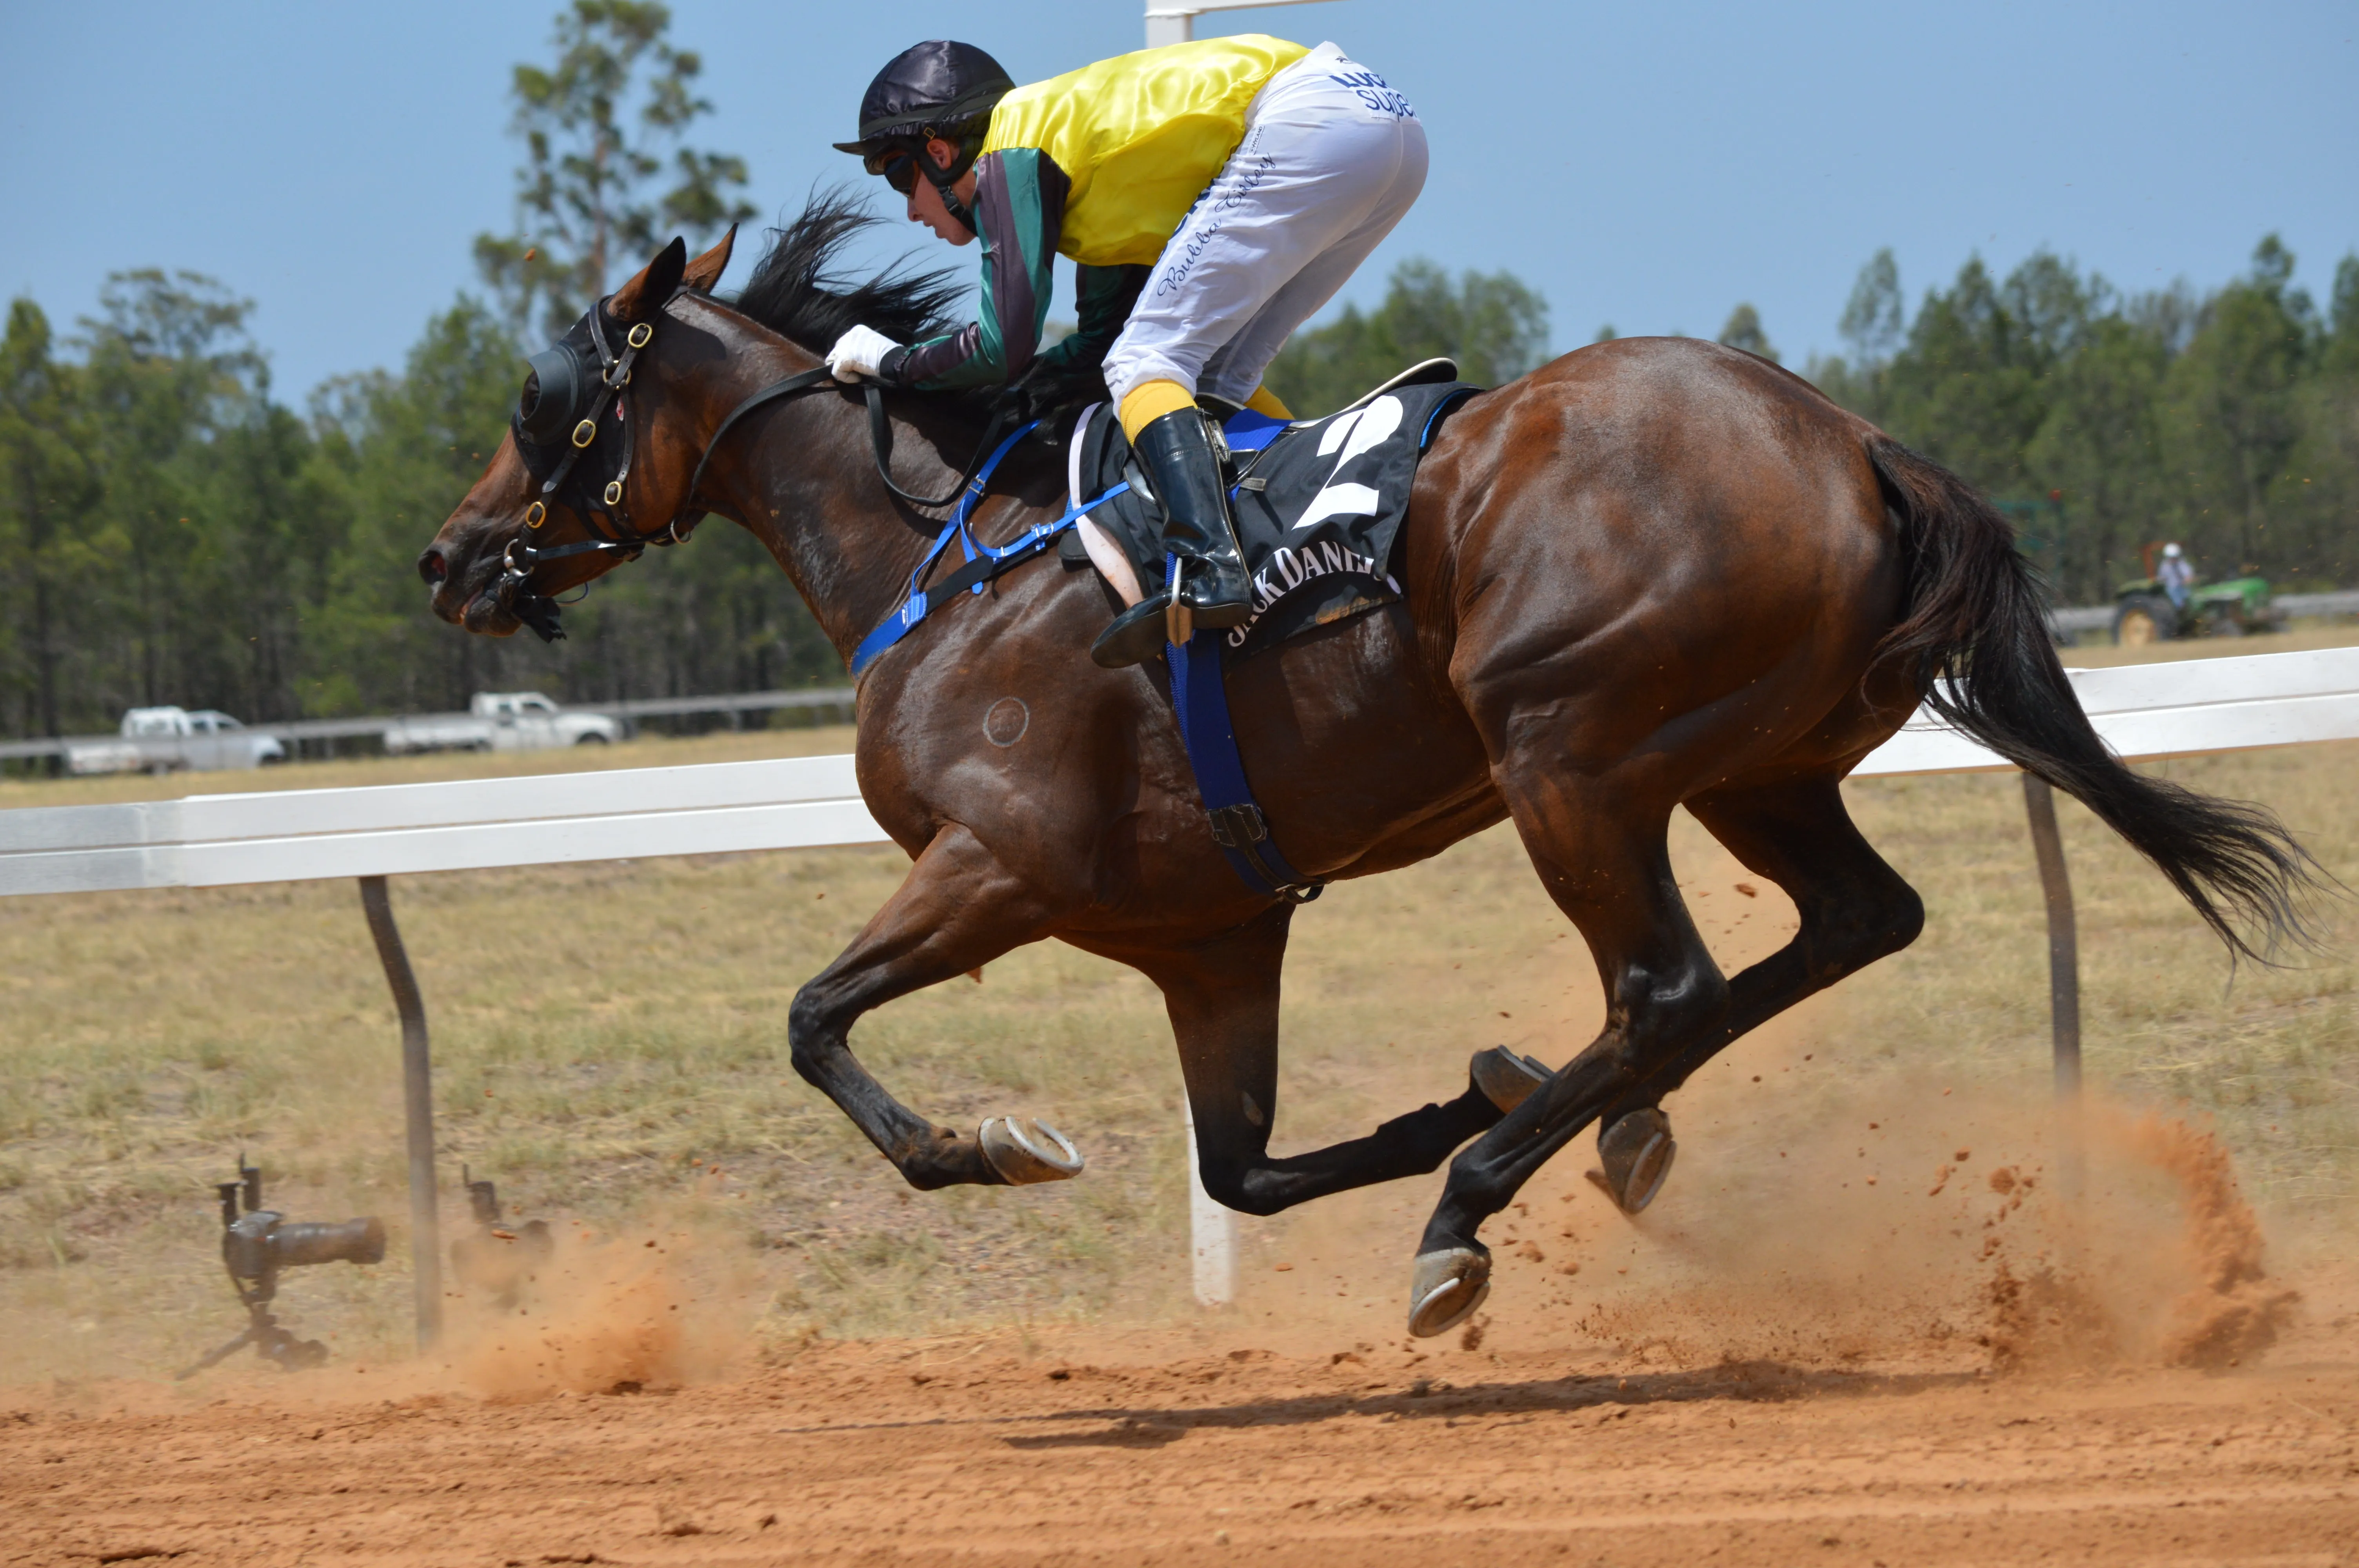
[436,1220,752,1399]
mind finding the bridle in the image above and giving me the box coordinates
[494,288,1024,642]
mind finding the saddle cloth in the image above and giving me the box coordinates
[1061,371,1481,660]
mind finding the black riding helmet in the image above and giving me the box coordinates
[834,40,1013,229]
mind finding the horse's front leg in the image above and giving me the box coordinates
[788,821,1082,1190]
[1140,905,1510,1217]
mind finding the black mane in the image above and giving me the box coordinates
[731,189,967,358]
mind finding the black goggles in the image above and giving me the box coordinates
[864,145,922,196]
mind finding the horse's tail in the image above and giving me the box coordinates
[1865,434,2321,961]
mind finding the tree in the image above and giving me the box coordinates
[0,300,98,741]
[474,1,756,340]
[1265,260,1549,416]
[1840,249,1904,370]
[1875,252,2097,501]
[2025,316,2170,597]
[76,270,274,717]
[2161,235,2319,572]
[1716,303,1779,363]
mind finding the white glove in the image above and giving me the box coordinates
[826,324,903,382]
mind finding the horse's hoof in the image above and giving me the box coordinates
[1407,1247,1492,1338]
[1585,1106,1676,1215]
[1470,1046,1552,1112]
[978,1117,1084,1184]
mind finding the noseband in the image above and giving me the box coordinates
[494,290,1024,642]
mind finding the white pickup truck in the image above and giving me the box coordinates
[66,708,289,775]
[381,691,623,755]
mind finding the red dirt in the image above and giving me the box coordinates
[6,1316,2358,1568]
[12,1060,2354,1566]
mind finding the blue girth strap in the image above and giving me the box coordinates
[1166,629,1324,903]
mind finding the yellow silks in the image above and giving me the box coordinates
[983,35,1310,269]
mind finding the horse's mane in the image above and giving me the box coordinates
[730,189,968,360]
[723,186,1112,423]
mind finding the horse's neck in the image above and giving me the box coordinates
[689,318,991,667]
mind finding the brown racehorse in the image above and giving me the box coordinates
[422,205,2315,1336]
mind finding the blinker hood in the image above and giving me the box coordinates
[518,344,589,447]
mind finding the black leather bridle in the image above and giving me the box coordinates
[495,290,1021,642]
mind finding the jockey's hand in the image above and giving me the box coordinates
[826,325,902,383]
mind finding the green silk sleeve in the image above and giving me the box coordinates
[1036,263,1149,378]
[893,148,1069,392]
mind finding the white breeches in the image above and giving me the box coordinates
[1100,42,1430,408]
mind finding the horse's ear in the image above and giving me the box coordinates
[682,225,736,294]
[611,237,689,322]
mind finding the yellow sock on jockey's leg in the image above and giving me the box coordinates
[1118,379,1197,443]
[1243,384,1293,420]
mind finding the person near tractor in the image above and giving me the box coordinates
[824,36,1428,666]
[2158,543,2194,609]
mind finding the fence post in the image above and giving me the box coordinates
[2020,775,2085,1195]
[1181,1097,1236,1306]
[357,875,442,1350]
[2019,776,2082,1098]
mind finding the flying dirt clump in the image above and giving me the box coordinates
[2128,1114,2300,1368]
[1983,1114,2298,1372]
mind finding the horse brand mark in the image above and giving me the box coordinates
[983,697,1029,748]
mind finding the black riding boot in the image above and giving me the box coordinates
[1091,408,1252,669]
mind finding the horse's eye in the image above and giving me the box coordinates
[518,370,542,419]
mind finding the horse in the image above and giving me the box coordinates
[420,200,2316,1337]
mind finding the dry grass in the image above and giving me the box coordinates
[3,632,2355,1385]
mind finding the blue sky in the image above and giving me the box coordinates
[5,0,2353,398]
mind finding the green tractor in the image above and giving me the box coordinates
[2110,546,2279,645]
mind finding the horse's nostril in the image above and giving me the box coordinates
[418,548,448,586]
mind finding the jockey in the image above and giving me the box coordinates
[827,35,1427,666]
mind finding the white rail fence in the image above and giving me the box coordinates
[5,645,2358,1330]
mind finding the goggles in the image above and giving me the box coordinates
[864,145,922,196]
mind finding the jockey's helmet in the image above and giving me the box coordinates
[833,40,1013,198]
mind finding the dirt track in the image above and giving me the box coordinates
[10,1074,2358,1565]
[7,1311,2359,1568]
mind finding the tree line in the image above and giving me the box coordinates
[3,0,2353,740]
[1808,238,2359,603]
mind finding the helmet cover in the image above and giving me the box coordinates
[832,40,1014,154]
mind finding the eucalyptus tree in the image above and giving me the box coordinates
[475,0,756,340]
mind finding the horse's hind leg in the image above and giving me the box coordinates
[1594,774,1925,1137]
[1137,904,1508,1217]
[788,822,1085,1191]
[1407,772,1923,1334]
[1409,775,1732,1334]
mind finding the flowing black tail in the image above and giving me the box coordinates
[1867,436,2321,962]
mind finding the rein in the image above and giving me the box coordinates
[497,291,1029,639]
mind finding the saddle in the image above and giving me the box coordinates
[1058,359,1480,661]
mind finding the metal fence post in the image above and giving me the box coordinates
[2019,775,2082,1098]
[358,875,442,1350]
[2020,775,2085,1196]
